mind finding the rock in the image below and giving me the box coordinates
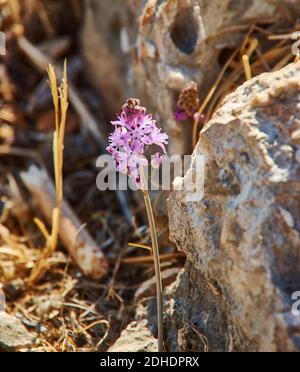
[133,0,299,155]
[109,304,158,352]
[82,0,297,153]
[296,149,300,164]
[134,267,181,302]
[0,312,34,351]
[110,269,180,352]
[168,62,300,352]
[0,287,5,316]
[109,269,227,352]
[292,129,300,145]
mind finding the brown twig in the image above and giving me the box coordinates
[121,252,185,265]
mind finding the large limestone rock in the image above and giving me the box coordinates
[135,0,280,155]
[168,62,300,352]
[82,0,297,154]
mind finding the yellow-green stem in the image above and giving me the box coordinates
[141,175,164,352]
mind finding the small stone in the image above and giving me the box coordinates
[296,149,300,164]
[0,283,5,312]
[108,320,158,352]
[0,312,34,351]
[279,207,294,228]
[291,130,300,145]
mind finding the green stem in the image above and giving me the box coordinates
[141,171,164,352]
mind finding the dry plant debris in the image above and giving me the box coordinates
[0,0,298,352]
[0,0,181,351]
[28,62,69,284]
[192,19,300,147]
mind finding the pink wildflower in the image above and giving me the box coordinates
[107,99,168,188]
[174,109,189,122]
[193,112,206,124]
[151,153,166,169]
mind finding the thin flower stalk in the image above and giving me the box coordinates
[107,98,168,351]
[141,168,164,352]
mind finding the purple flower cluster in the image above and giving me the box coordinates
[107,99,168,188]
[174,109,206,124]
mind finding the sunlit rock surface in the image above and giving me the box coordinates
[168,62,300,352]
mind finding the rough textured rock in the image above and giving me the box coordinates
[108,304,158,352]
[0,312,35,351]
[103,62,300,354]
[134,0,280,155]
[168,62,300,352]
[134,267,181,302]
[82,0,300,155]
[108,271,180,352]
[109,265,247,352]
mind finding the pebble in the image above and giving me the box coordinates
[296,149,300,164]
[0,312,34,351]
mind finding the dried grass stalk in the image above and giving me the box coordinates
[21,64,107,282]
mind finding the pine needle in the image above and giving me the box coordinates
[192,47,239,147]
[128,243,152,251]
[242,55,252,80]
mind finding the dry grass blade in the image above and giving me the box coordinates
[192,47,240,147]
[29,62,69,284]
[121,252,185,265]
[192,22,298,148]
[128,242,152,251]
[242,55,252,80]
